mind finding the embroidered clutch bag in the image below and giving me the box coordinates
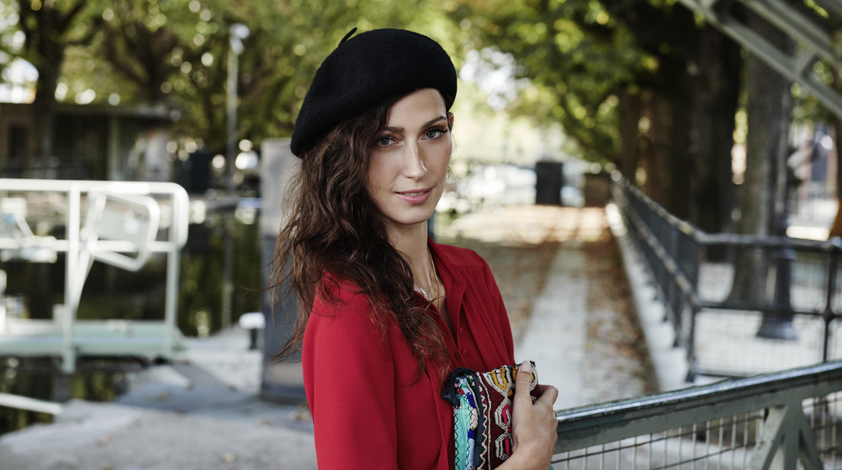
[441,361,539,470]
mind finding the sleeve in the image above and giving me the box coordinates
[303,292,399,470]
[480,255,516,363]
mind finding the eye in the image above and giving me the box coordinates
[424,128,446,139]
[376,136,395,146]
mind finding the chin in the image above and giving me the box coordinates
[383,208,437,229]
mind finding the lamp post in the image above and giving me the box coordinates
[222,23,249,330]
[226,23,249,196]
[756,147,799,340]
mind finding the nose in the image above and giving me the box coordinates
[401,141,427,179]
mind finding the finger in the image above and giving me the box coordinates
[513,361,535,407]
[535,384,559,408]
[534,384,552,397]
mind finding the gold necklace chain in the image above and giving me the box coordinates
[428,249,440,304]
[415,249,442,305]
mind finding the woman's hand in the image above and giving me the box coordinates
[498,361,559,470]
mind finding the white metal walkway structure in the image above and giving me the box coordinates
[678,0,842,118]
[0,179,189,373]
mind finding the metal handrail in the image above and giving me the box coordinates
[555,360,842,470]
[0,178,189,373]
[613,178,842,380]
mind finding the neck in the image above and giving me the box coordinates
[387,221,433,286]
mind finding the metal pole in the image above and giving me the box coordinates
[822,244,839,363]
[164,192,181,357]
[224,42,236,326]
[757,161,797,340]
[62,185,79,375]
[223,24,248,328]
[226,46,238,196]
[222,215,234,330]
[226,23,249,196]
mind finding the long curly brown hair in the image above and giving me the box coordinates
[272,90,453,379]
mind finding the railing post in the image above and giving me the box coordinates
[61,185,80,375]
[686,306,699,382]
[747,399,823,470]
[757,245,797,340]
[822,241,839,363]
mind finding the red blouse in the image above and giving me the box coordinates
[303,240,515,470]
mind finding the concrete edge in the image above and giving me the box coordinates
[604,203,693,392]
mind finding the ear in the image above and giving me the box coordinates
[447,112,454,131]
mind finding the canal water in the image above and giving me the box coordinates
[0,203,262,436]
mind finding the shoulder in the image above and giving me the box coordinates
[304,276,394,367]
[309,277,376,331]
[433,242,487,269]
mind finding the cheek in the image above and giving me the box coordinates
[431,144,452,174]
[367,156,392,192]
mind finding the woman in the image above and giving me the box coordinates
[275,28,559,469]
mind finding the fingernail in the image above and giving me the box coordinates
[520,361,531,373]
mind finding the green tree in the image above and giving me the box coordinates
[455,0,742,230]
[72,0,454,153]
[0,0,104,161]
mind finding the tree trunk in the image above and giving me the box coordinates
[619,87,641,182]
[32,53,62,162]
[18,0,99,173]
[30,3,67,165]
[689,25,742,236]
[638,87,693,221]
[640,91,672,207]
[665,74,693,221]
[729,11,793,303]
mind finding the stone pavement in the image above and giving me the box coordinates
[0,206,661,469]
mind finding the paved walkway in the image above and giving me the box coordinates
[448,206,657,408]
[0,206,659,469]
[0,329,318,470]
[515,246,589,409]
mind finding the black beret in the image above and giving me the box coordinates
[290,28,458,157]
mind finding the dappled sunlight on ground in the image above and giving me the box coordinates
[441,206,610,245]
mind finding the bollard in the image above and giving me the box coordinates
[239,312,266,350]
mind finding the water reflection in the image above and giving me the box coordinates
[179,205,261,335]
[0,358,136,435]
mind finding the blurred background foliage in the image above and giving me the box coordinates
[0,0,659,160]
[0,0,837,235]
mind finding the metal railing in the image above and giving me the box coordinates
[0,179,189,373]
[789,182,838,226]
[613,179,842,380]
[554,360,842,470]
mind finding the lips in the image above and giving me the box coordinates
[395,188,432,204]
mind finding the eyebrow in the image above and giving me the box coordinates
[383,115,447,133]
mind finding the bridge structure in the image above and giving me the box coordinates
[679,0,842,118]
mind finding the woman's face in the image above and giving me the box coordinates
[367,88,453,234]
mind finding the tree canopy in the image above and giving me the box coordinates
[1,0,462,154]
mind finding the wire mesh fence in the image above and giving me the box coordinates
[554,413,764,470]
[553,362,842,470]
[693,311,825,376]
[612,180,842,379]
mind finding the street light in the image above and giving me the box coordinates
[227,23,250,196]
[223,23,249,330]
